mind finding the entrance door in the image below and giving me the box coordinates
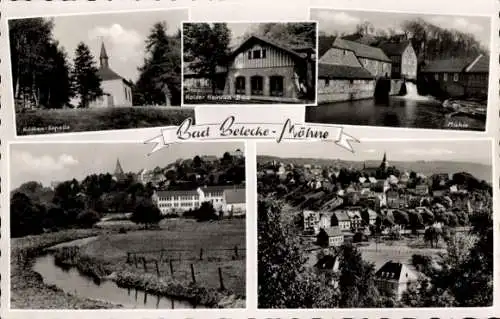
[250,76,263,95]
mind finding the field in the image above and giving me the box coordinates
[11,229,117,309]
[80,218,246,296]
[16,106,194,135]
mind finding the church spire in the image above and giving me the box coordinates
[380,152,388,170]
[100,41,109,69]
[114,158,124,178]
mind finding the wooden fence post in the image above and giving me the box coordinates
[142,257,148,272]
[234,245,239,258]
[159,249,164,263]
[134,254,138,268]
[218,267,225,290]
[199,248,203,261]
[127,252,131,264]
[190,263,196,283]
[169,260,174,277]
[155,260,160,277]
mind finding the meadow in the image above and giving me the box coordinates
[16,106,194,135]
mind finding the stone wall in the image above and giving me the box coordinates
[318,78,375,104]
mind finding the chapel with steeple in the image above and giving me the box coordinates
[89,41,133,108]
[113,158,126,181]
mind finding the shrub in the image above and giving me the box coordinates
[76,209,101,228]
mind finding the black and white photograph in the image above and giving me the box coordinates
[10,142,246,309]
[257,140,493,308]
[306,9,491,131]
[182,22,317,105]
[8,9,193,136]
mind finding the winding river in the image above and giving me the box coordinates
[33,238,202,309]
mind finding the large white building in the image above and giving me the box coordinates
[89,42,133,108]
[152,185,246,215]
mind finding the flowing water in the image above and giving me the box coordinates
[307,83,485,131]
[33,241,202,309]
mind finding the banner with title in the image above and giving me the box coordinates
[145,116,359,154]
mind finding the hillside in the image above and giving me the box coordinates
[257,155,492,183]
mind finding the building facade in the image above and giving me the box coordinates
[377,41,418,80]
[374,261,418,300]
[223,36,316,103]
[421,54,489,98]
[89,42,134,108]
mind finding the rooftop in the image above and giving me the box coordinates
[225,188,246,204]
[318,63,373,80]
[377,41,412,56]
[333,38,391,62]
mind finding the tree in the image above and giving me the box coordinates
[316,228,329,247]
[193,201,218,221]
[72,42,103,108]
[135,22,182,105]
[183,23,231,94]
[258,200,339,308]
[338,243,381,307]
[424,226,442,248]
[76,209,101,228]
[10,192,46,237]
[131,199,162,228]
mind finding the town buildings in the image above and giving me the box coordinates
[152,185,246,215]
[89,42,134,108]
[184,35,316,103]
[374,261,418,300]
[420,54,489,98]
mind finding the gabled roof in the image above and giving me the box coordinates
[231,35,312,61]
[333,38,391,62]
[334,211,350,221]
[375,261,418,283]
[324,226,343,237]
[342,34,379,46]
[225,188,246,204]
[377,41,411,56]
[421,57,473,73]
[465,54,489,73]
[97,67,123,81]
[201,185,245,194]
[319,63,373,80]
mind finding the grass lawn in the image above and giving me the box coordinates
[79,218,246,297]
[11,229,117,309]
[16,106,194,135]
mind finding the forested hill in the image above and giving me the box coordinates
[319,18,488,61]
[257,155,492,183]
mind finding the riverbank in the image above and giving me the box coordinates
[53,219,246,308]
[11,229,119,309]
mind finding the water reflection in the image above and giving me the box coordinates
[306,97,485,131]
[33,254,200,309]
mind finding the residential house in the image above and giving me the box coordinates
[224,187,246,216]
[415,184,429,196]
[303,210,321,234]
[376,41,417,79]
[225,36,316,102]
[421,54,489,98]
[319,212,333,230]
[333,210,351,231]
[344,207,363,230]
[386,188,401,209]
[374,261,418,300]
[89,42,134,108]
[323,226,344,247]
[363,208,378,226]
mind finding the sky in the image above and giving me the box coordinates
[10,141,243,189]
[310,9,491,49]
[41,9,188,82]
[257,140,492,166]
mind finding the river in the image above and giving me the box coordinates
[307,85,485,131]
[33,239,202,309]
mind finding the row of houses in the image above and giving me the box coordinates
[151,185,246,216]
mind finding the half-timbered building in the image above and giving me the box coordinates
[223,35,316,102]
